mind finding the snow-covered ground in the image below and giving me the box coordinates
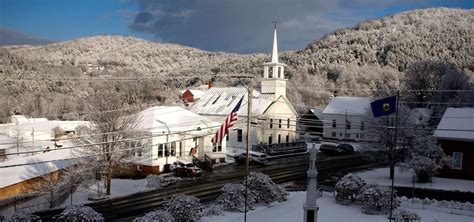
[354,167,474,193]
[59,178,148,208]
[202,192,474,222]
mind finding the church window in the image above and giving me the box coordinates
[286,134,289,143]
[268,67,273,78]
[268,135,273,144]
[237,129,243,142]
[287,118,290,128]
[279,119,282,128]
[278,134,281,143]
[270,119,273,128]
[278,67,282,78]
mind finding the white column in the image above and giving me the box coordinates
[303,147,319,222]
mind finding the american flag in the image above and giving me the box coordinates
[212,96,244,144]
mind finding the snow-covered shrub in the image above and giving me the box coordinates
[392,209,420,222]
[145,174,161,189]
[407,156,440,183]
[406,135,448,183]
[132,210,174,222]
[247,172,288,204]
[203,203,224,216]
[217,183,256,212]
[335,174,366,204]
[357,184,400,215]
[164,194,205,222]
[3,212,40,222]
[55,205,104,222]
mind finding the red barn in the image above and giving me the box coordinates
[434,108,474,180]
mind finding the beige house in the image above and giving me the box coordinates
[190,26,299,154]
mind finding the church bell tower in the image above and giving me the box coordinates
[261,21,287,100]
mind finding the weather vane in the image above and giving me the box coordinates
[272,17,278,29]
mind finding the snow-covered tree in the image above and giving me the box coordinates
[335,174,366,204]
[34,171,69,209]
[361,105,416,179]
[3,212,39,222]
[357,184,400,215]
[392,209,420,222]
[75,85,149,196]
[217,183,256,212]
[164,194,205,222]
[133,210,174,222]
[247,172,288,204]
[405,135,448,182]
[55,205,104,222]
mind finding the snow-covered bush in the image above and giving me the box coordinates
[392,209,420,222]
[335,174,366,204]
[247,172,288,204]
[55,205,104,222]
[217,183,256,212]
[132,210,174,222]
[357,184,400,215]
[3,212,40,222]
[164,194,205,222]
[145,174,161,189]
[203,204,224,216]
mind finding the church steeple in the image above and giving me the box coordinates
[271,21,278,63]
[261,21,287,100]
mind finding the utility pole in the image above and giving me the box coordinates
[244,78,253,222]
[344,110,347,144]
[389,90,400,222]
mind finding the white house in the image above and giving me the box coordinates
[322,96,371,141]
[130,106,223,173]
[190,26,299,154]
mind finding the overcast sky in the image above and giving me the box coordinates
[1,0,473,53]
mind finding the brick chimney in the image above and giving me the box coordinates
[208,81,214,89]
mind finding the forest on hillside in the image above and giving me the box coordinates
[0,8,472,123]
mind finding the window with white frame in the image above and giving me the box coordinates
[452,152,463,169]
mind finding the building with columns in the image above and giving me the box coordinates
[190,26,299,154]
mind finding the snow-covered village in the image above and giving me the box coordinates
[1,2,474,222]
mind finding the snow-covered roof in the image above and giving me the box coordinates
[434,108,474,141]
[322,96,371,115]
[0,141,76,188]
[137,106,220,134]
[189,87,274,116]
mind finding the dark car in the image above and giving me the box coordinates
[336,144,354,155]
[319,143,354,156]
[172,160,203,177]
[319,144,339,155]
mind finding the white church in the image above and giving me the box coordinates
[190,25,299,154]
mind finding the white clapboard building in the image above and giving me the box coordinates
[322,96,371,141]
[130,106,223,173]
[190,26,299,154]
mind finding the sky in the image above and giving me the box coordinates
[0,0,473,53]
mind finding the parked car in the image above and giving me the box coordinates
[336,144,354,154]
[172,160,203,177]
[234,151,268,165]
[319,143,353,156]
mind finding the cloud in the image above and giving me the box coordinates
[123,0,460,53]
[0,27,53,45]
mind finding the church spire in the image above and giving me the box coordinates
[271,20,278,63]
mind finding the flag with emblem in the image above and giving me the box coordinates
[370,95,397,117]
[212,96,244,144]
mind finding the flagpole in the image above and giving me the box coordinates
[389,90,400,222]
[244,78,253,222]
